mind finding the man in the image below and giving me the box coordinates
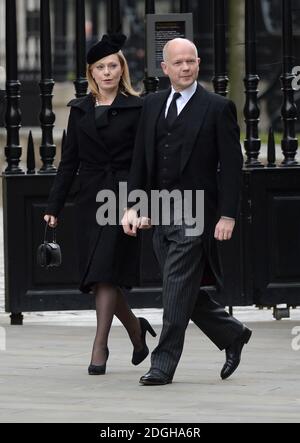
[122,38,252,385]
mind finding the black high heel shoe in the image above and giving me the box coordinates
[132,317,157,366]
[88,347,109,375]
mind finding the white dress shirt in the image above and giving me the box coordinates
[165,81,198,118]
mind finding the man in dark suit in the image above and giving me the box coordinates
[122,38,252,385]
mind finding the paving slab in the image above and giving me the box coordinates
[0,318,299,423]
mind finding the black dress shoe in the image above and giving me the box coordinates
[139,369,172,386]
[220,327,252,380]
[132,318,157,366]
[88,347,109,375]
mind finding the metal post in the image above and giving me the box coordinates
[107,0,122,33]
[280,0,298,166]
[91,0,100,39]
[38,0,56,173]
[144,0,159,94]
[4,0,24,174]
[145,0,155,14]
[53,0,68,81]
[180,0,190,13]
[212,0,228,96]
[243,0,262,167]
[74,0,88,98]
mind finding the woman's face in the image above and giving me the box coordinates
[91,53,123,94]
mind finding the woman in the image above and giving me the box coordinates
[44,33,155,375]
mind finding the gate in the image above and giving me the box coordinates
[1,0,300,324]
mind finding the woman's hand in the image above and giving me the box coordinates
[137,216,152,230]
[121,208,139,236]
[44,214,58,228]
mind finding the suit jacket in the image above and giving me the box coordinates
[128,82,243,286]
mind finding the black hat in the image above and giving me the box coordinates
[87,33,127,64]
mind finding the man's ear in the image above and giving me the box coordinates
[161,61,168,76]
[198,57,201,66]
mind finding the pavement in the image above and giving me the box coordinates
[0,165,300,423]
[0,313,300,423]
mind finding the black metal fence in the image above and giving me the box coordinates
[1,0,300,324]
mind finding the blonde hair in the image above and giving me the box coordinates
[86,50,140,99]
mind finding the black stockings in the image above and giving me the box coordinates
[90,284,143,365]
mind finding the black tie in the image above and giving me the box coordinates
[165,92,181,127]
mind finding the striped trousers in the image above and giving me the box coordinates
[151,213,244,378]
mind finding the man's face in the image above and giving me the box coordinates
[161,42,200,91]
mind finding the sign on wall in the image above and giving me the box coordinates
[146,13,194,77]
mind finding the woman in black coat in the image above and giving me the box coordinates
[44,34,156,375]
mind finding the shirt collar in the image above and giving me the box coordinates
[170,81,198,101]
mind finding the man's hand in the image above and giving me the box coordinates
[214,218,235,241]
[121,208,139,236]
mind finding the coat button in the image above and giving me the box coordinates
[111,110,118,116]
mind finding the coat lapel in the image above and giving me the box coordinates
[94,93,142,129]
[180,83,212,173]
[69,94,103,146]
[70,92,142,144]
[145,89,170,174]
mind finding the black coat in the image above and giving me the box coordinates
[128,83,243,286]
[46,92,143,293]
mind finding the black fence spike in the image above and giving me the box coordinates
[61,130,67,159]
[267,127,276,167]
[26,130,36,174]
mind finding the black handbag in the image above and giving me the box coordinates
[37,223,62,268]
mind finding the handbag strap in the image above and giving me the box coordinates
[44,222,57,243]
